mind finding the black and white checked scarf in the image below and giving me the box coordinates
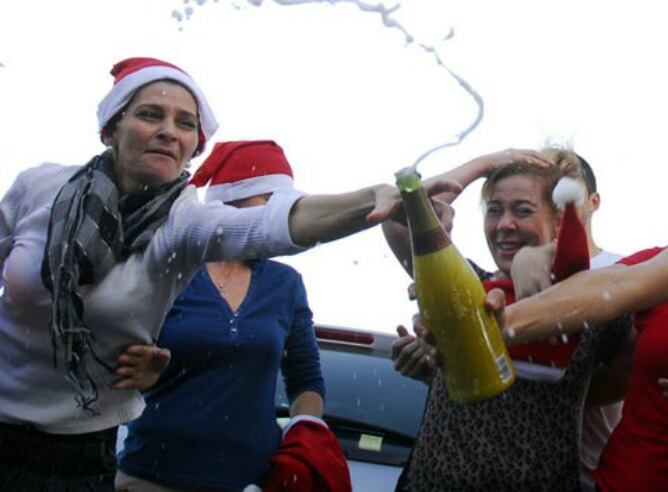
[41,150,188,412]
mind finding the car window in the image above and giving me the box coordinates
[276,346,428,438]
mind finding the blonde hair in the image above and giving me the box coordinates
[480,148,584,216]
[539,147,586,182]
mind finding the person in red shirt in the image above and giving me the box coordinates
[497,246,668,491]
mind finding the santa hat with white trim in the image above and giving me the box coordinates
[190,140,295,203]
[551,176,590,280]
[97,57,218,155]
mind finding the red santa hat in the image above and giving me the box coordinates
[264,420,352,492]
[97,57,218,154]
[190,140,295,203]
[551,176,590,280]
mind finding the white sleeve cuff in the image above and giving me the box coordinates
[264,190,308,256]
[281,415,328,440]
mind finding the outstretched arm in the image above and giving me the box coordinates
[289,185,390,247]
[422,148,553,204]
[504,248,668,344]
[289,178,462,248]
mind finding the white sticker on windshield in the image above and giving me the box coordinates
[359,434,383,452]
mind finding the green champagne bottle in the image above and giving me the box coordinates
[396,167,515,402]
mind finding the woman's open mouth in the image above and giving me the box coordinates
[495,241,524,257]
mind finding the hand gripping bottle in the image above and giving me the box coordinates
[396,167,515,402]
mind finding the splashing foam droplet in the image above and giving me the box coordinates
[168,0,484,173]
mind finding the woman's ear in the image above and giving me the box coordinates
[589,192,601,213]
[101,111,125,147]
[101,126,115,147]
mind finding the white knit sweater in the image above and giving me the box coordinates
[0,163,304,434]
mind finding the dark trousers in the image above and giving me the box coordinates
[0,421,117,491]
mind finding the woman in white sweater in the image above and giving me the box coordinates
[0,56,458,490]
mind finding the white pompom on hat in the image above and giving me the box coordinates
[97,57,218,154]
[190,140,295,203]
[552,176,587,209]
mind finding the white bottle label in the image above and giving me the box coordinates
[495,354,513,384]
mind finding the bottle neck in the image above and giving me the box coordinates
[400,186,451,256]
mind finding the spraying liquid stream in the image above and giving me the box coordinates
[172,0,484,173]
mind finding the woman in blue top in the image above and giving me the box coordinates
[116,141,343,491]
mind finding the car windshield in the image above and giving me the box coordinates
[276,346,428,438]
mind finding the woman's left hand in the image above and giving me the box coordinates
[659,378,668,400]
[365,184,403,225]
[391,325,435,384]
[113,344,171,390]
[511,242,556,300]
[485,288,511,341]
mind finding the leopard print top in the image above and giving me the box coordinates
[397,316,631,492]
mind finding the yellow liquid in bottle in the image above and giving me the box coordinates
[414,244,515,403]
